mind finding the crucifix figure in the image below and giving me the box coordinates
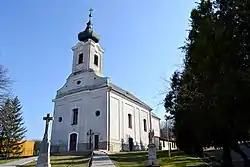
[148,129,155,144]
[43,113,53,138]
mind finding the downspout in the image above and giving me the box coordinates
[107,87,111,151]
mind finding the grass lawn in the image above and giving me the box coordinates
[109,150,208,167]
[21,156,89,167]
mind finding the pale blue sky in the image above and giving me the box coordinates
[0,0,196,140]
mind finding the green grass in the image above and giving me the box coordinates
[109,150,207,167]
[21,156,89,167]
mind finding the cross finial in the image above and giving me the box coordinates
[43,113,53,122]
[89,8,93,19]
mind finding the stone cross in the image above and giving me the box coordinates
[147,130,159,166]
[36,113,53,167]
[87,129,94,149]
[43,113,53,137]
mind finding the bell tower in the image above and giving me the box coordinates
[71,9,104,76]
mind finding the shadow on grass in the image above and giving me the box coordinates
[51,159,89,165]
[109,150,208,167]
[50,156,87,161]
[18,159,89,167]
[18,165,34,167]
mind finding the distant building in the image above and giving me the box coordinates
[2,140,35,157]
[159,137,178,151]
[50,10,161,153]
[20,140,35,157]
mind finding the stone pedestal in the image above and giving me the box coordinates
[36,138,51,167]
[146,144,160,167]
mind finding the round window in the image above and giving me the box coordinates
[58,117,62,122]
[95,110,100,117]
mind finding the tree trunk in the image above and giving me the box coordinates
[222,144,233,167]
[195,145,204,157]
[232,144,250,167]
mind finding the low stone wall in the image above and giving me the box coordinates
[51,150,92,156]
[109,142,148,152]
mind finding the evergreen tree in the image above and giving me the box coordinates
[0,97,27,158]
[165,0,250,166]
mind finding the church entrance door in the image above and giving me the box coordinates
[69,133,77,151]
[94,135,99,149]
[128,137,133,151]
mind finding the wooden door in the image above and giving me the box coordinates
[94,135,99,149]
[69,133,77,151]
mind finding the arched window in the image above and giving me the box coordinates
[143,119,147,132]
[94,55,98,66]
[78,53,83,64]
[128,114,132,129]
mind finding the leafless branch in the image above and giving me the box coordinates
[0,65,12,103]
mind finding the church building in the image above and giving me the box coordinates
[50,10,161,153]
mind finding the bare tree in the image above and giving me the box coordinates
[0,65,12,103]
[160,120,174,139]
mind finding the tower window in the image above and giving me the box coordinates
[72,108,78,125]
[143,119,147,132]
[95,110,100,117]
[76,80,81,85]
[128,114,132,129]
[94,55,98,66]
[78,53,83,64]
[58,117,62,122]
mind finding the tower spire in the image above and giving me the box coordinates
[86,8,93,29]
[89,8,93,21]
[78,8,100,43]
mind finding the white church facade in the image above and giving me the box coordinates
[50,11,161,153]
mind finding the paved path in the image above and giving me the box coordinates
[91,151,116,167]
[0,156,37,167]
